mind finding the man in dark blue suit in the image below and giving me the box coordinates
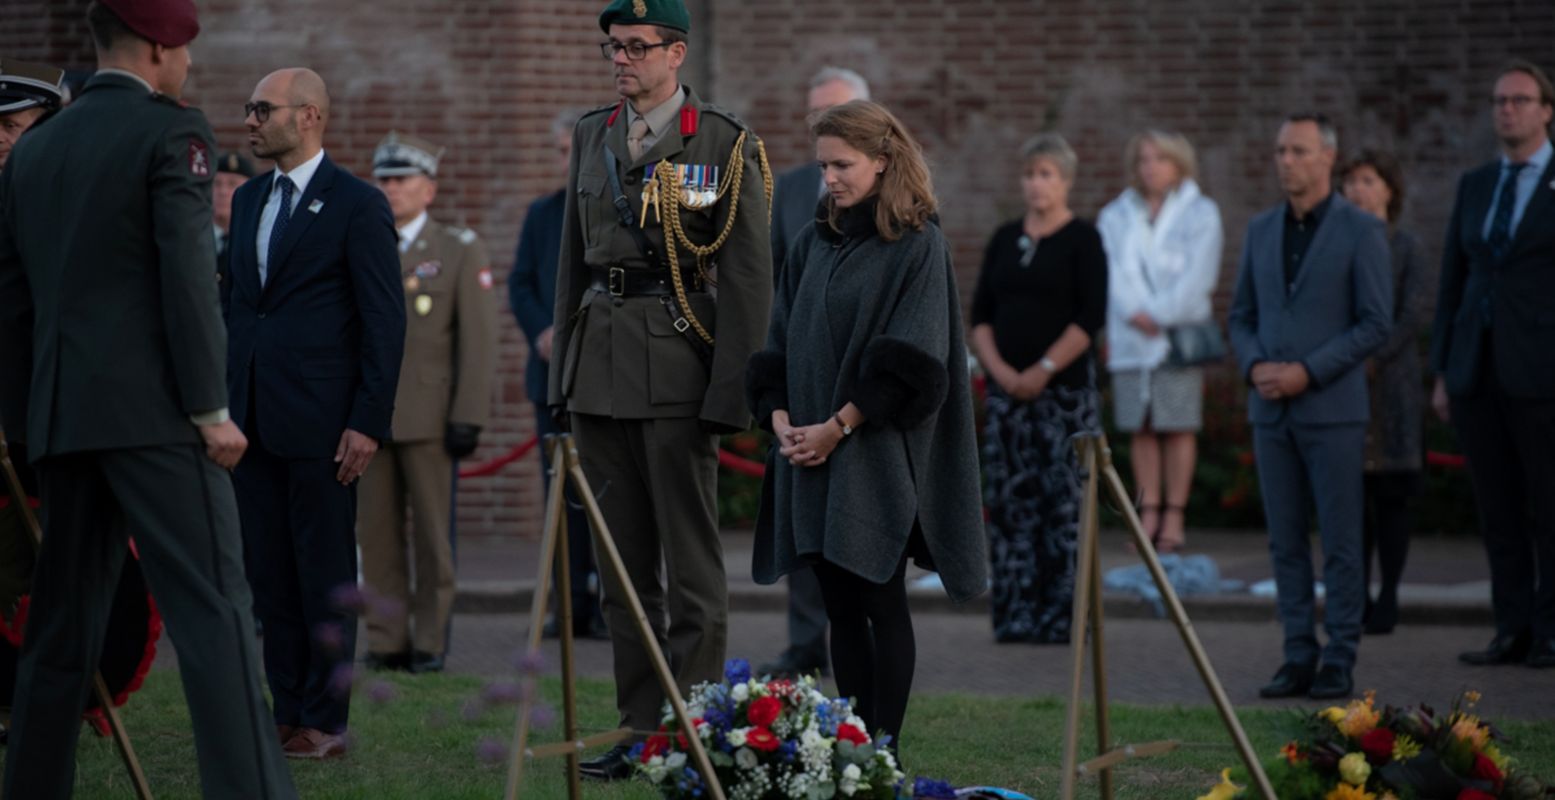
[1433,61,1555,669]
[1229,113,1392,701]
[510,107,605,640]
[226,67,405,759]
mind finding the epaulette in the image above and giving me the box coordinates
[150,92,190,109]
[697,103,752,133]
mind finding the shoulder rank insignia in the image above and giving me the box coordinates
[680,105,697,136]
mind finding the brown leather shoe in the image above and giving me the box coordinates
[277,724,296,746]
[282,727,348,760]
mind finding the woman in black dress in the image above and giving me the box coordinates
[970,133,1107,644]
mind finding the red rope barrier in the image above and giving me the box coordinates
[1426,450,1466,469]
[458,435,541,478]
[718,448,766,478]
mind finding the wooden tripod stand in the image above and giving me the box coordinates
[504,434,727,800]
[0,429,153,800]
[1058,433,1274,799]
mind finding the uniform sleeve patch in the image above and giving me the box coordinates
[188,139,210,176]
[478,267,493,290]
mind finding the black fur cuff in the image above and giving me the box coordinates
[853,336,948,429]
[744,350,788,432]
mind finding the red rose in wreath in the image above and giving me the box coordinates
[1458,789,1496,800]
[836,722,870,746]
[748,696,782,728]
[1470,753,1504,793]
[640,734,670,763]
[745,727,781,752]
[1359,728,1396,765]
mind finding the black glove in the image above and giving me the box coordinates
[549,405,571,433]
[444,423,481,459]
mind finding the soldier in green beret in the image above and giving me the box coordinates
[550,0,773,780]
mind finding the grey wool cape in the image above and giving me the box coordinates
[746,202,988,603]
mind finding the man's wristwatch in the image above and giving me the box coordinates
[1038,356,1059,374]
[832,413,853,436]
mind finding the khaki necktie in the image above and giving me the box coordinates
[627,117,649,161]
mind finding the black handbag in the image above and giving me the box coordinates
[1163,321,1228,367]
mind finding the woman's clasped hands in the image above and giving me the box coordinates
[771,409,842,468]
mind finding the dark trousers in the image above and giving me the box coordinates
[1362,471,1418,611]
[4,446,296,799]
[783,566,829,662]
[234,440,359,734]
[1253,421,1366,669]
[535,402,598,627]
[571,413,726,734]
[1451,353,1555,640]
[813,556,914,749]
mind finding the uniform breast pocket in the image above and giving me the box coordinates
[577,172,606,250]
[644,300,713,405]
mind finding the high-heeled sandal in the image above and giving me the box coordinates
[1156,504,1187,554]
[1131,502,1163,551]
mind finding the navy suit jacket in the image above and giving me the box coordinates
[509,188,565,405]
[770,162,822,281]
[225,154,406,458]
[1228,193,1393,426]
[1431,155,1555,398]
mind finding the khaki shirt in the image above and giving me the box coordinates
[390,217,498,441]
[549,84,773,432]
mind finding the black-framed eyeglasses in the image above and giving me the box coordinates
[599,40,673,61]
[244,101,304,123]
[1489,94,1538,109]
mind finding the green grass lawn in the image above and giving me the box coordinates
[6,668,1553,799]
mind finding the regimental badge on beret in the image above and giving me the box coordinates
[0,58,66,114]
[217,151,256,177]
[599,0,690,33]
[633,0,647,16]
[373,130,444,179]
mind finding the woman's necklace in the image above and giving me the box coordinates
[1018,211,1071,268]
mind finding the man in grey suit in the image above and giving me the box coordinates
[0,1,297,797]
[759,66,869,678]
[1229,113,1393,701]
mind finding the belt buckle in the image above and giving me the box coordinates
[608,266,625,297]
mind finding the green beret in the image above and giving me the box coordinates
[599,0,690,34]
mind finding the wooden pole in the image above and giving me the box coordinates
[1059,440,1102,800]
[554,443,583,800]
[1085,443,1114,800]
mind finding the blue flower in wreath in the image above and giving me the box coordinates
[724,658,751,685]
[912,777,958,798]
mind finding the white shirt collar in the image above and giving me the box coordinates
[1504,138,1553,171]
[96,68,156,94]
[397,211,429,253]
[272,148,327,201]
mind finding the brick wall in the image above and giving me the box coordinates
[5,1,1552,541]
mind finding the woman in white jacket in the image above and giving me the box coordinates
[1097,131,1223,553]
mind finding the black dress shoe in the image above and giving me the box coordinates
[1458,632,1531,666]
[364,651,411,672]
[1364,595,1398,635]
[1526,637,1555,668]
[757,648,829,678]
[409,650,445,674]
[579,744,635,781]
[1308,664,1354,700]
[1258,663,1314,698]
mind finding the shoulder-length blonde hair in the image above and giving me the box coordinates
[1124,129,1197,193]
[811,100,937,242]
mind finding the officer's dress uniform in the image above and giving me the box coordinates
[359,134,496,668]
[550,81,773,735]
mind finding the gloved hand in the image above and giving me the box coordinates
[549,405,571,433]
[444,423,481,459]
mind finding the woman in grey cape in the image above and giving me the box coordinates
[746,100,986,749]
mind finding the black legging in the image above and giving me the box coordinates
[813,556,915,751]
[1362,471,1419,630]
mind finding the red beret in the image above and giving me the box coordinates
[97,0,200,49]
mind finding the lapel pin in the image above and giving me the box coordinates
[308,199,324,214]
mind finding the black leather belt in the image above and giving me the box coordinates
[588,266,703,297]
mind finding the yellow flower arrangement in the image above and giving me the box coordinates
[1451,716,1490,750]
[1391,734,1422,761]
[1339,752,1372,786]
[1195,768,1242,800]
[1483,742,1510,771]
[1324,784,1376,800]
[1337,693,1381,738]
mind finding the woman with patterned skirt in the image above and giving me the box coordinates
[970,134,1107,644]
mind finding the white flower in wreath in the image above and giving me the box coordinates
[645,755,669,783]
[735,747,758,770]
[727,726,751,747]
[665,752,687,771]
[839,763,863,796]
[732,682,750,703]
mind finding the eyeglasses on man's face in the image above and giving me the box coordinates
[1489,94,1539,109]
[244,101,304,123]
[599,40,673,61]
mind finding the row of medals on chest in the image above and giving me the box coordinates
[404,238,438,317]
